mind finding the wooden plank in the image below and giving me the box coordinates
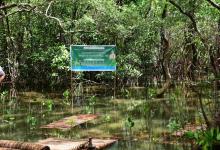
[0,148,19,150]
[40,114,98,130]
[37,138,87,150]
[91,139,117,150]
[37,138,117,150]
[0,140,49,150]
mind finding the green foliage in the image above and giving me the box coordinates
[88,95,97,106]
[31,45,69,70]
[103,114,112,123]
[95,72,115,80]
[84,106,93,114]
[1,0,220,91]
[26,115,37,130]
[184,128,220,149]
[63,89,71,105]
[195,128,220,150]
[172,86,182,100]
[42,99,53,112]
[167,118,181,133]
[126,100,145,114]
[0,91,9,103]
[3,117,15,126]
[84,95,97,114]
[51,45,70,70]
[147,88,157,98]
[184,130,195,139]
[2,1,220,144]
[119,54,142,78]
[121,89,132,98]
[125,116,135,130]
[3,109,15,127]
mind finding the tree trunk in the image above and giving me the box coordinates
[4,5,18,99]
[156,3,171,98]
[213,18,220,127]
[185,23,197,81]
[169,0,211,128]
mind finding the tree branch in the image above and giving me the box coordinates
[169,0,209,51]
[206,0,220,11]
[0,4,36,19]
[43,1,66,32]
[0,2,94,34]
[0,3,17,10]
[0,3,35,10]
[45,1,54,16]
[168,0,199,33]
[40,1,94,34]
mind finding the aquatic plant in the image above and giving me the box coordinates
[126,100,149,117]
[42,99,53,112]
[26,115,37,130]
[84,96,97,114]
[127,101,141,112]
[167,118,181,133]
[88,95,96,106]
[185,128,220,150]
[0,91,9,115]
[147,88,157,98]
[124,116,135,136]
[121,88,131,99]
[84,106,92,114]
[103,114,112,123]
[3,117,15,127]
[0,90,8,102]
[63,89,71,105]
[3,110,15,127]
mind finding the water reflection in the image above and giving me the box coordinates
[109,140,190,150]
[0,85,212,149]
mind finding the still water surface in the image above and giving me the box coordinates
[0,88,200,149]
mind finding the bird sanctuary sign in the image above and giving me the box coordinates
[70,45,116,71]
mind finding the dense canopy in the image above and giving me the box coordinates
[0,0,219,91]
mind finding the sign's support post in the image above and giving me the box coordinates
[71,71,74,113]
[114,71,116,99]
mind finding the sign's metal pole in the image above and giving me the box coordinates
[114,71,116,99]
[71,71,74,113]
[70,45,74,114]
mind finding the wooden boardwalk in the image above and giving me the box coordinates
[0,140,49,150]
[89,139,117,150]
[38,138,87,150]
[40,114,98,130]
[0,114,118,150]
[38,138,117,150]
[0,138,117,150]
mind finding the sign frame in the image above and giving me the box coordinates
[70,45,116,72]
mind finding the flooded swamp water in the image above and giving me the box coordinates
[0,84,217,150]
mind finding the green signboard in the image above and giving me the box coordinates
[70,45,116,71]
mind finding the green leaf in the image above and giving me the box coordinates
[216,133,220,141]
[194,132,199,140]
[184,131,195,139]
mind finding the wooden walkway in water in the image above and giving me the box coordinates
[0,114,117,149]
[88,139,117,149]
[38,138,117,150]
[40,114,98,130]
[37,138,87,150]
[0,138,117,150]
[0,140,49,150]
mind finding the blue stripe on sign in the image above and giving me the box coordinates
[71,66,116,71]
